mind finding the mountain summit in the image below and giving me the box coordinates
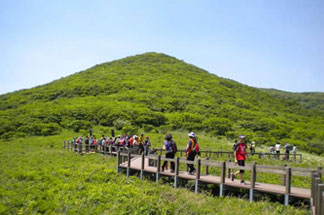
[0,52,323,154]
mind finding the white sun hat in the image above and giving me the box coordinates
[188,132,195,137]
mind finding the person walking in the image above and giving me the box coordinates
[250,141,256,155]
[185,132,199,175]
[144,136,151,155]
[162,134,176,172]
[292,144,297,160]
[275,142,281,159]
[284,142,291,160]
[231,135,248,185]
[85,136,89,154]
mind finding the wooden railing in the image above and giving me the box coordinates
[153,148,303,162]
[311,171,324,215]
[115,150,323,209]
[63,140,322,212]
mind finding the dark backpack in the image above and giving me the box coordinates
[233,142,238,151]
[193,142,199,153]
[170,140,177,153]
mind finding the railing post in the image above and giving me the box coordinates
[317,184,324,215]
[195,159,201,194]
[321,190,324,215]
[220,161,226,197]
[156,155,161,183]
[281,164,287,186]
[79,143,82,154]
[126,152,131,178]
[250,162,256,202]
[318,166,322,178]
[314,177,321,215]
[174,157,180,188]
[205,157,209,175]
[284,167,291,206]
[227,159,231,178]
[63,141,66,149]
[109,145,113,156]
[116,149,121,173]
[140,152,145,180]
[311,172,318,203]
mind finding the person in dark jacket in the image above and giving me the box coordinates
[162,134,176,172]
[185,132,199,175]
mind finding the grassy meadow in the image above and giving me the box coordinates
[0,128,319,214]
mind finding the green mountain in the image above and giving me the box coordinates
[1,52,324,154]
[262,88,324,113]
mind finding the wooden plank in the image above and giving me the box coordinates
[118,156,312,199]
[146,155,158,160]
[284,167,291,206]
[317,184,324,215]
[256,167,286,175]
[180,159,195,165]
[321,190,324,215]
[160,157,176,162]
[195,159,201,194]
[116,150,121,173]
[174,157,180,188]
[126,152,131,178]
[156,155,161,183]
[318,166,323,178]
[201,160,222,167]
[226,162,251,171]
[291,170,312,177]
[140,153,145,180]
[250,162,256,189]
[220,161,226,197]
[256,164,285,170]
[205,157,209,175]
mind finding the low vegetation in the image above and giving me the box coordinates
[0,53,324,155]
[0,130,311,215]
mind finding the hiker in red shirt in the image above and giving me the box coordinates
[231,135,248,185]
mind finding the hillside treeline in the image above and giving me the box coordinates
[1,53,324,154]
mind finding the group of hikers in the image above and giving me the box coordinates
[269,142,297,160]
[69,131,201,176]
[67,132,298,184]
[71,132,152,155]
[161,132,200,175]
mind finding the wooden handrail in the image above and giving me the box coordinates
[63,140,322,209]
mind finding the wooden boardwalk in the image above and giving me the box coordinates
[119,157,310,199]
[63,141,324,213]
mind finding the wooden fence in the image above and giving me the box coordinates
[312,172,324,215]
[63,141,322,214]
[154,148,303,162]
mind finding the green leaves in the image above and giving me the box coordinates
[0,52,323,154]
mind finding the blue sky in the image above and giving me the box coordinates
[1,0,324,94]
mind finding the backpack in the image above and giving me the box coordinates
[192,141,199,153]
[233,142,238,151]
[170,141,177,153]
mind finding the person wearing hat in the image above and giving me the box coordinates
[250,141,256,155]
[231,135,248,185]
[162,134,176,172]
[144,136,151,155]
[185,132,199,175]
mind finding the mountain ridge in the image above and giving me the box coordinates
[0,52,323,154]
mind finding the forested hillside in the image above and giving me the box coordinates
[262,89,324,114]
[1,52,324,154]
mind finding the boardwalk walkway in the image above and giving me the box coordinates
[120,157,310,199]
